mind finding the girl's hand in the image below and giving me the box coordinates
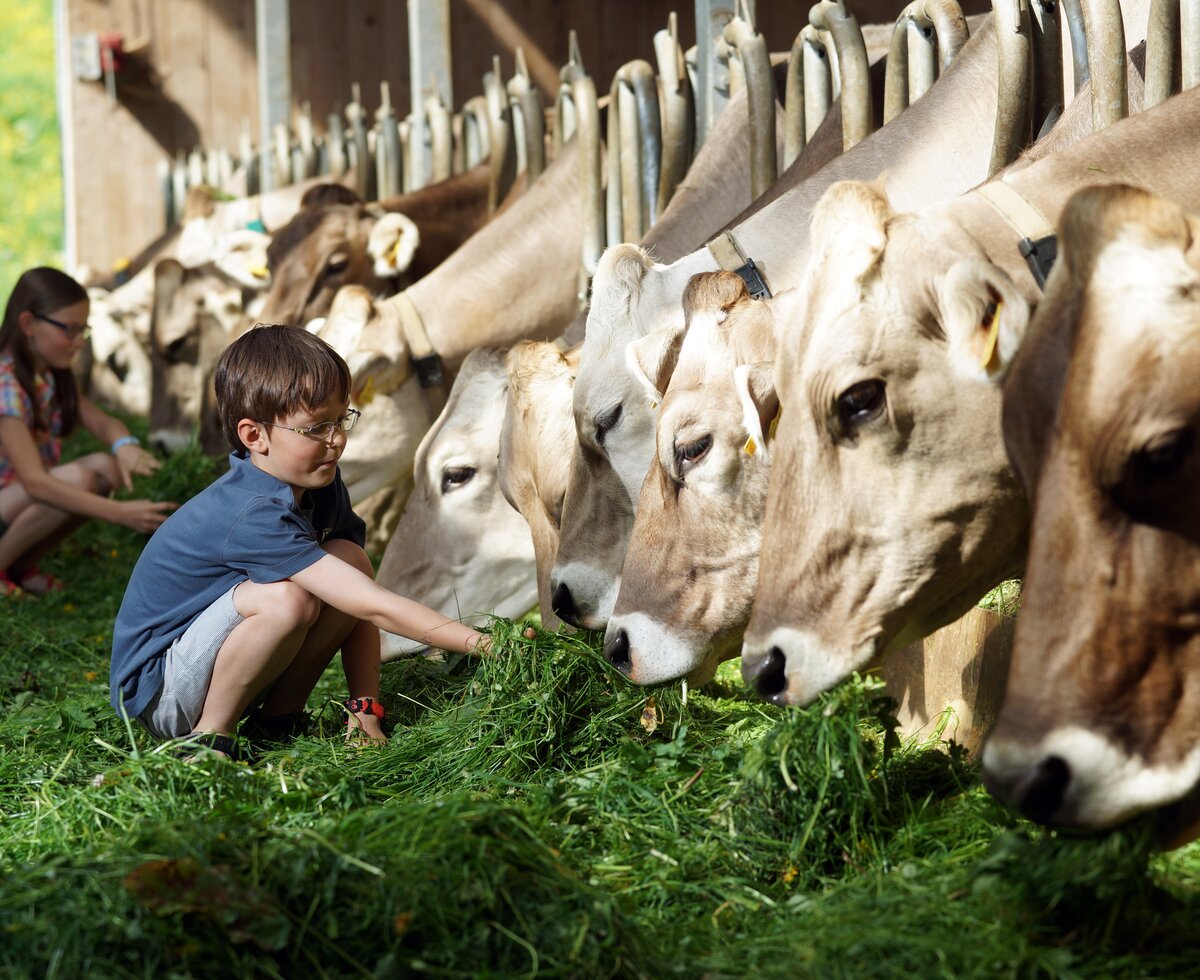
[114,443,161,492]
[118,498,177,534]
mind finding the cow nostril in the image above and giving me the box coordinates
[745,646,788,701]
[552,582,581,629]
[1015,755,1071,825]
[604,628,631,673]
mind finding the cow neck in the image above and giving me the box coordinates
[708,18,1003,298]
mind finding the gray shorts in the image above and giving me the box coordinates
[140,583,245,739]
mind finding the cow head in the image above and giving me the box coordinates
[312,286,438,506]
[605,271,780,685]
[258,193,420,326]
[148,258,255,455]
[551,244,684,629]
[376,347,537,659]
[742,180,1030,705]
[982,184,1200,843]
[87,284,154,416]
[498,340,582,630]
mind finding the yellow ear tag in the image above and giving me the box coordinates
[768,407,781,442]
[744,435,758,456]
[249,264,269,280]
[356,375,377,406]
[979,300,1004,372]
[649,399,658,410]
[387,238,402,267]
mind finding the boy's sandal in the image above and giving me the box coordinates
[343,697,385,723]
[171,731,241,762]
[15,566,64,595]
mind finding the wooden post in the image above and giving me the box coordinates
[256,0,292,193]
[408,0,454,190]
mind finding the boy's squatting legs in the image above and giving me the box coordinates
[191,538,385,741]
[0,453,118,574]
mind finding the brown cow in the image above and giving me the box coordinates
[258,163,492,327]
[981,184,1200,842]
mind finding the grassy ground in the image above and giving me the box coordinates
[0,0,62,302]
[2,429,1200,977]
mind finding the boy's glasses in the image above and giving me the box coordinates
[36,313,91,341]
[262,408,361,440]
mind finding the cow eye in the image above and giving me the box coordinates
[674,435,712,478]
[594,403,622,446]
[837,380,886,427]
[441,465,476,493]
[1133,429,1193,483]
[326,252,350,275]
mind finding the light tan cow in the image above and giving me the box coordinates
[603,271,778,684]
[374,348,537,659]
[981,184,1200,843]
[550,3,1153,631]
[741,84,1200,708]
[497,340,582,630]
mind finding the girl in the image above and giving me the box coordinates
[0,267,176,595]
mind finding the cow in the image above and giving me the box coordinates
[256,163,493,327]
[373,347,538,659]
[980,184,1200,843]
[603,271,779,685]
[549,2,1157,632]
[497,340,582,630]
[739,81,1200,709]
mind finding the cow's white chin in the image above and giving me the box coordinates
[982,727,1200,832]
[741,627,875,706]
[608,611,714,686]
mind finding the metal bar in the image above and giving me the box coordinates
[408,0,454,190]
[255,0,292,193]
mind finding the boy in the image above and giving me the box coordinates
[110,324,489,758]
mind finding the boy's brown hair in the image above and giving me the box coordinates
[214,323,352,452]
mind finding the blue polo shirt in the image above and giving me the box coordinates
[110,452,366,718]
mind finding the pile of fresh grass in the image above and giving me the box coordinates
[2,432,1200,976]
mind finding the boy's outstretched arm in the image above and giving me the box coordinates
[292,554,491,656]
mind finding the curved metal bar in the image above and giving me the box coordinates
[426,94,453,183]
[297,101,317,180]
[509,48,545,183]
[654,12,694,214]
[915,0,971,70]
[555,30,585,156]
[1059,0,1091,93]
[376,82,403,198]
[803,28,833,142]
[989,0,1033,176]
[809,0,873,150]
[907,19,938,105]
[605,73,624,246]
[1028,0,1063,134]
[483,57,517,213]
[326,110,347,179]
[1145,0,1182,107]
[883,13,913,125]
[573,73,604,283]
[461,95,490,169]
[617,59,661,239]
[723,14,777,198]
[346,83,374,200]
[1184,0,1200,87]
[1079,0,1127,129]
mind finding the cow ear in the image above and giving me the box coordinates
[626,324,685,408]
[938,258,1031,382]
[734,362,779,460]
[368,213,421,278]
[809,180,892,284]
[214,230,273,291]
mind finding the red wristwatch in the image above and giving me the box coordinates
[343,697,385,719]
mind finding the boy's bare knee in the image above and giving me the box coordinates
[265,580,322,628]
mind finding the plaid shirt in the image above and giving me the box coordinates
[0,350,63,487]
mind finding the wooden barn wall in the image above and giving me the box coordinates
[61,0,958,278]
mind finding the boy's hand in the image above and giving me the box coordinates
[345,710,388,746]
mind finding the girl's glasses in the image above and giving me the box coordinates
[36,313,91,341]
[262,408,362,440]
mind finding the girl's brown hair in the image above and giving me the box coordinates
[0,267,87,435]
[214,323,352,452]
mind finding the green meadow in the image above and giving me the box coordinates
[2,430,1200,977]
